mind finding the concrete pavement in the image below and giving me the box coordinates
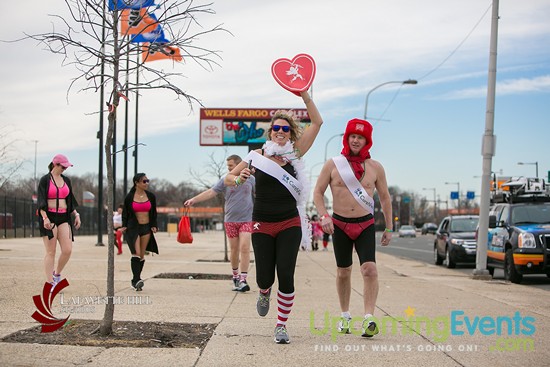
[0,230,549,366]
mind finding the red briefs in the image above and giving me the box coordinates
[331,213,374,241]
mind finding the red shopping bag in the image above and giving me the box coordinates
[177,211,193,244]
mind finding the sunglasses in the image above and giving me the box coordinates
[141,179,150,184]
[272,125,290,133]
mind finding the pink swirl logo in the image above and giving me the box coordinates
[31,279,70,332]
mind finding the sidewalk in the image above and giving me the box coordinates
[0,231,548,366]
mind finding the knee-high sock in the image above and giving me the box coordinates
[131,257,141,282]
[277,290,294,327]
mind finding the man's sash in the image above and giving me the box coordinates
[332,155,375,215]
[245,150,311,247]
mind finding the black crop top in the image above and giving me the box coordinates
[253,163,299,222]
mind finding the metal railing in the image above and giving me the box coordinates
[0,196,219,239]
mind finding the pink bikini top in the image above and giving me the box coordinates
[132,201,151,213]
[48,180,70,199]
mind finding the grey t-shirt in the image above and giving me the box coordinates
[212,175,255,223]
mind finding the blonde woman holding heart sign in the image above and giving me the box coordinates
[224,54,322,344]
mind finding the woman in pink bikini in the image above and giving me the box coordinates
[121,173,158,291]
[37,154,81,289]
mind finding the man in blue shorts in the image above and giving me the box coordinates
[313,118,393,337]
[184,154,255,292]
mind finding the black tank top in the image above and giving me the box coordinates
[253,163,299,222]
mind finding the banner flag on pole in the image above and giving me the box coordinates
[108,0,155,11]
[121,9,158,36]
[141,43,183,63]
[130,19,168,44]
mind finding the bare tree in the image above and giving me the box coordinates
[0,125,25,192]
[188,149,228,189]
[188,149,229,260]
[22,0,228,335]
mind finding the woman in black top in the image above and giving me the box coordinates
[37,154,81,289]
[225,90,323,344]
[121,173,158,291]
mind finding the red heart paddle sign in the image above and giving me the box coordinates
[271,54,316,96]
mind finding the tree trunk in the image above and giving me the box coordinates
[100,107,117,336]
[99,7,121,336]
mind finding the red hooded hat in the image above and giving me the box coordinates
[340,118,373,180]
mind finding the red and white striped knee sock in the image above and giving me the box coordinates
[276,290,294,327]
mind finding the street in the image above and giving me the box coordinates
[377,232,550,291]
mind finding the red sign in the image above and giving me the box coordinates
[271,54,316,95]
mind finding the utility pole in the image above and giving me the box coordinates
[474,0,499,280]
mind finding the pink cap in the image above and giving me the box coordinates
[52,154,73,168]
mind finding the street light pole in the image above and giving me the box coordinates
[422,187,437,221]
[517,161,538,178]
[33,140,38,194]
[445,182,461,213]
[96,1,106,247]
[324,133,344,162]
[307,161,325,213]
[364,79,417,120]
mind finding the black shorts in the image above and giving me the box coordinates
[332,213,376,267]
[126,223,152,254]
[39,211,70,238]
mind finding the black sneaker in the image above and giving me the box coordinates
[256,289,271,317]
[236,280,250,292]
[232,278,240,291]
[361,318,379,337]
[133,279,144,291]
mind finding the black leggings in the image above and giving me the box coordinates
[252,226,301,294]
[332,217,376,267]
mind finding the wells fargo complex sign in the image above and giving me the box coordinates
[199,108,311,146]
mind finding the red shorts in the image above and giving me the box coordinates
[252,217,301,237]
[224,222,253,238]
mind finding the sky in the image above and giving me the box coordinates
[1,0,549,209]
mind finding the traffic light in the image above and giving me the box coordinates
[394,216,399,222]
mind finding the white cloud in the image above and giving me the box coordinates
[437,74,550,100]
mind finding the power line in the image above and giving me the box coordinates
[375,3,492,121]
[417,3,492,81]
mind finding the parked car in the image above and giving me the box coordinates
[421,222,438,235]
[434,215,479,268]
[484,177,550,283]
[398,225,416,238]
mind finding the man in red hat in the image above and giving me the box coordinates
[313,118,393,338]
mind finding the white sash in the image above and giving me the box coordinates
[245,151,303,201]
[245,150,311,248]
[332,155,375,215]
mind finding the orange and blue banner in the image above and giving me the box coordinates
[121,9,158,36]
[108,0,155,11]
[130,18,168,44]
[141,43,183,63]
